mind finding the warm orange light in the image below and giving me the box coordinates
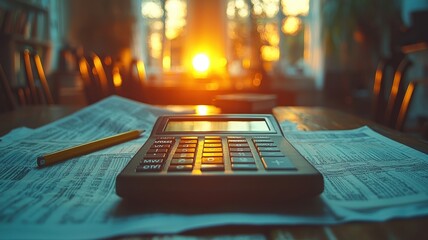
[282,16,301,35]
[163,55,171,71]
[192,53,210,73]
[195,105,209,115]
[112,66,122,87]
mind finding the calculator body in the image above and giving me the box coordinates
[116,114,323,203]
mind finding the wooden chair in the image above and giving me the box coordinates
[121,59,146,99]
[372,54,413,129]
[78,53,114,104]
[22,49,54,105]
[1,50,54,112]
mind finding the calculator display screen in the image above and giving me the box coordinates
[164,120,270,132]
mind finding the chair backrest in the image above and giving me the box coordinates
[1,50,54,111]
[372,54,413,129]
[395,79,427,131]
[22,49,54,105]
[78,53,117,104]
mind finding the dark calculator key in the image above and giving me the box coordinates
[262,157,296,170]
[230,157,255,163]
[257,147,281,152]
[230,152,253,157]
[171,158,194,165]
[168,165,193,172]
[140,159,164,165]
[232,164,257,170]
[157,136,175,140]
[152,144,171,149]
[136,164,162,172]
[201,164,224,171]
[228,143,249,148]
[147,148,168,153]
[154,139,174,144]
[144,153,167,159]
[173,153,195,159]
[229,147,251,152]
[259,151,284,157]
[254,143,275,147]
[253,139,273,143]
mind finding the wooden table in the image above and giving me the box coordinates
[1,105,427,239]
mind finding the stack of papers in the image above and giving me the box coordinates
[0,96,427,239]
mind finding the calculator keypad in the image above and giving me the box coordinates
[135,136,297,173]
[136,137,175,172]
[169,137,197,172]
[201,137,224,171]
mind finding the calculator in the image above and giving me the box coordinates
[116,114,323,203]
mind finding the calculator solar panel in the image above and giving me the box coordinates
[116,114,323,204]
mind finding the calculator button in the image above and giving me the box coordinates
[254,143,275,147]
[136,164,162,172]
[154,140,174,144]
[202,152,223,157]
[253,136,271,139]
[173,153,195,159]
[201,164,224,171]
[227,139,247,143]
[152,144,171,149]
[147,148,168,153]
[228,143,249,148]
[230,152,253,157]
[140,159,164,164]
[205,136,221,139]
[144,153,167,159]
[262,157,296,170]
[168,165,193,172]
[180,136,198,140]
[229,147,251,152]
[180,140,197,144]
[204,139,222,143]
[253,139,273,143]
[175,148,196,153]
[232,164,257,170]
[204,143,222,148]
[230,157,255,163]
[178,144,196,148]
[171,158,194,165]
[203,148,223,152]
[227,136,245,139]
[201,157,223,164]
[257,147,281,152]
[258,152,284,157]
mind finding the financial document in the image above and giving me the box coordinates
[0,96,427,239]
[281,122,428,220]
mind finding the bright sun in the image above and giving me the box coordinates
[192,53,210,73]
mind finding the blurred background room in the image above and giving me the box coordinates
[0,0,427,138]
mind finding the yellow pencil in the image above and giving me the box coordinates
[37,129,144,167]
